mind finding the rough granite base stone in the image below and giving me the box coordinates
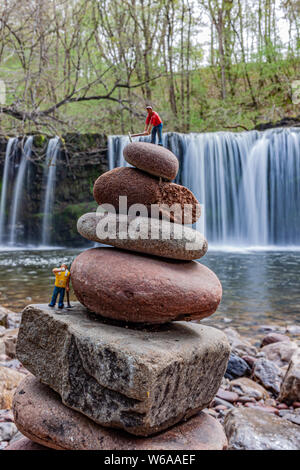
[16,303,230,436]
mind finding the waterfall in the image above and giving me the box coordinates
[108,128,300,247]
[0,137,19,244]
[8,136,33,245]
[41,137,60,246]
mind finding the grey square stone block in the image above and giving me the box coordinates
[17,303,230,436]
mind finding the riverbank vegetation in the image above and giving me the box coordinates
[0,0,299,136]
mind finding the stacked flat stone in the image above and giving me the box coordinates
[13,142,230,450]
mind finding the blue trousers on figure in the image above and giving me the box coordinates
[49,286,65,308]
[151,123,163,145]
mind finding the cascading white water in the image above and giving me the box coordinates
[0,137,19,244]
[41,136,60,246]
[108,128,300,247]
[8,136,33,245]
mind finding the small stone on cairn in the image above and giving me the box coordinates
[11,142,230,450]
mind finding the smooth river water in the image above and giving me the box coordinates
[0,248,299,335]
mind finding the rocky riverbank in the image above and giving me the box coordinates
[1,303,300,450]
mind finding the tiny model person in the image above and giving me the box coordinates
[129,105,163,146]
[48,263,71,309]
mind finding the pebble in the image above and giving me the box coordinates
[277,403,289,410]
[0,422,18,441]
[229,377,270,400]
[261,333,290,347]
[286,325,300,335]
[236,396,256,403]
[264,398,277,407]
[214,405,228,411]
[216,388,239,403]
[224,353,251,380]
[244,403,279,415]
[0,409,13,423]
[212,397,235,409]
[252,357,283,395]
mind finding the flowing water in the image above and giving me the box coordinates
[0,138,19,244]
[0,248,299,335]
[8,136,33,245]
[109,128,300,247]
[41,136,61,246]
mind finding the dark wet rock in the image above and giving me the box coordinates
[224,407,300,450]
[16,303,230,437]
[12,375,228,450]
[254,115,300,131]
[70,247,222,324]
[224,354,251,380]
[124,142,179,180]
[252,358,283,395]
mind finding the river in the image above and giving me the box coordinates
[0,247,299,336]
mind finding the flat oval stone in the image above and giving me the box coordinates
[77,212,208,260]
[70,247,222,323]
[124,142,179,180]
[12,375,228,450]
[93,167,200,224]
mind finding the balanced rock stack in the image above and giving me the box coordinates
[12,142,231,450]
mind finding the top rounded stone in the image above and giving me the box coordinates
[124,142,179,180]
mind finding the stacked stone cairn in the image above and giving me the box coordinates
[12,142,231,450]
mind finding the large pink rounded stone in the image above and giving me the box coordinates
[124,142,179,180]
[70,247,222,324]
[12,376,228,450]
